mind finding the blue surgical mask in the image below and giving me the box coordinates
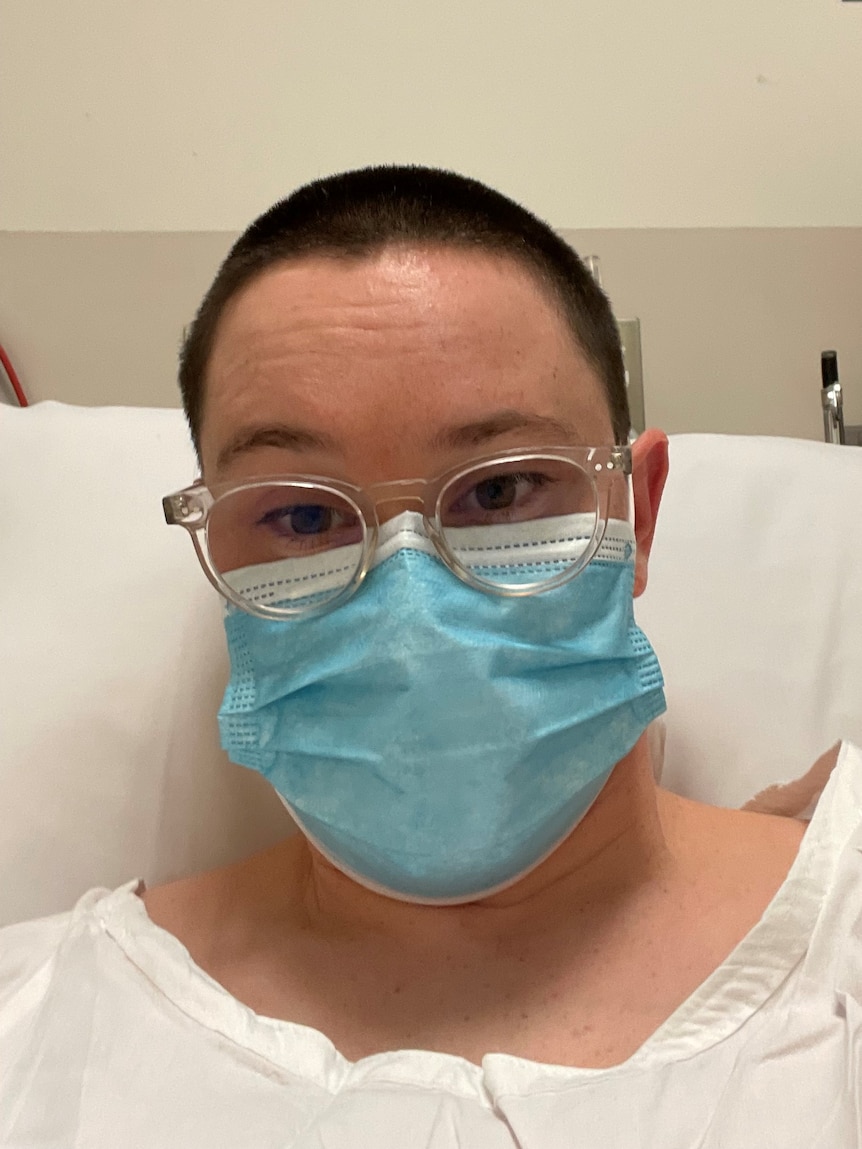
[218,513,666,904]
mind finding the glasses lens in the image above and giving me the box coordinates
[438,457,599,589]
[207,483,365,613]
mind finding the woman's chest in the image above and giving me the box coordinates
[208,938,692,1069]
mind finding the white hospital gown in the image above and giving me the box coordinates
[2,743,861,1148]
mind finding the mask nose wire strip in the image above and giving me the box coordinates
[225,512,637,606]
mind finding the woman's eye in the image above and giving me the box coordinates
[474,475,519,511]
[442,470,559,526]
[468,472,549,512]
[258,504,334,535]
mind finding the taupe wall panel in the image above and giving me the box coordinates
[0,233,230,410]
[1,229,860,439]
[562,228,862,439]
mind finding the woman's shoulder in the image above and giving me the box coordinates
[0,884,136,1001]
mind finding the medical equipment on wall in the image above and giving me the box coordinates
[585,255,646,437]
[821,350,861,446]
[821,351,845,444]
[0,340,28,406]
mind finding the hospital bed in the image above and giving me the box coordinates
[1,403,860,927]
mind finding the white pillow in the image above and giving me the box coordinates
[1,406,860,926]
[0,402,287,927]
[636,433,862,807]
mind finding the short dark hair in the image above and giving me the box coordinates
[179,165,630,454]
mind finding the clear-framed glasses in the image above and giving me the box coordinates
[163,445,631,619]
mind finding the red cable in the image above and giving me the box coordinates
[0,342,28,406]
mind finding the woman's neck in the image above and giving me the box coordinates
[293,733,675,954]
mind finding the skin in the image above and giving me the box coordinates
[145,246,806,1068]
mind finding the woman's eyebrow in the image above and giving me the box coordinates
[215,423,341,472]
[216,410,583,473]
[431,410,584,449]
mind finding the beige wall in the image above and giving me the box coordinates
[1,228,859,439]
[2,1,861,231]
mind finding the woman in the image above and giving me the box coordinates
[1,166,858,1148]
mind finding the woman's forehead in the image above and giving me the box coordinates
[200,247,613,475]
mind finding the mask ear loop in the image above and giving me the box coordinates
[626,471,636,529]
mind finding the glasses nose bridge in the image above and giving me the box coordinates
[365,477,431,521]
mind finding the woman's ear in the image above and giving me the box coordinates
[630,429,669,597]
